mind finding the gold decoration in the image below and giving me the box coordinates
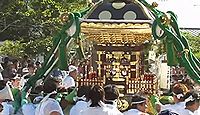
[161,13,171,25]
[60,12,69,22]
[81,22,152,44]
[152,2,158,8]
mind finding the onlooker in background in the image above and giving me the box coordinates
[1,57,10,69]
[123,94,149,115]
[2,61,16,81]
[35,61,42,70]
[63,65,78,89]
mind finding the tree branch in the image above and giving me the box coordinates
[0,20,20,33]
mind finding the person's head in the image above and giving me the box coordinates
[51,69,63,84]
[35,61,41,68]
[29,85,43,102]
[10,75,21,88]
[184,91,200,112]
[172,83,189,103]
[130,94,147,113]
[104,84,119,103]
[3,57,10,63]
[28,63,36,74]
[43,77,59,94]
[74,85,91,102]
[68,65,78,79]
[88,85,105,107]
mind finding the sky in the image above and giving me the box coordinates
[146,0,200,28]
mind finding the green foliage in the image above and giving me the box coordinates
[0,38,53,58]
[0,0,88,58]
[182,32,200,59]
[0,40,24,58]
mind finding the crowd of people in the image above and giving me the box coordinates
[0,56,200,115]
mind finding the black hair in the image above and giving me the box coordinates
[158,110,179,115]
[88,85,105,107]
[29,85,44,102]
[104,84,119,101]
[0,80,6,90]
[28,63,35,68]
[43,78,59,93]
[77,85,91,100]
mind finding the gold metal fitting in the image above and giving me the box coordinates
[161,13,171,25]
[152,2,158,8]
[60,12,69,22]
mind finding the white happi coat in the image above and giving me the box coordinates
[70,101,88,115]
[181,109,195,115]
[35,98,64,115]
[22,103,37,115]
[105,103,123,115]
[80,101,122,115]
[123,109,149,115]
[161,102,186,115]
[63,75,75,89]
[194,107,200,115]
[0,102,14,115]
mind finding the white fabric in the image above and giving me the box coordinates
[63,75,75,89]
[0,73,3,80]
[0,102,14,115]
[181,109,194,115]
[35,98,64,115]
[20,73,29,88]
[105,104,123,115]
[161,102,186,115]
[123,109,149,115]
[0,64,3,72]
[22,103,36,115]
[80,106,122,115]
[0,64,3,80]
[0,83,14,101]
[68,65,78,73]
[194,107,200,115]
[70,101,88,115]
[80,101,123,115]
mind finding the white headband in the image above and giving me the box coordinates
[173,92,184,99]
[131,100,145,105]
[185,95,195,103]
[73,95,86,102]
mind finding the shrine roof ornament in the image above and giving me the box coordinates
[85,0,154,21]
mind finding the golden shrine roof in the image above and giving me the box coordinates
[81,22,152,44]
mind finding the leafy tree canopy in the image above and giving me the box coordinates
[0,0,88,58]
[182,32,200,59]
